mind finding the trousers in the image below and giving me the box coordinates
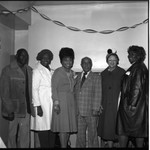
[76,115,99,148]
[8,113,30,148]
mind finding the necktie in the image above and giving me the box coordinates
[80,72,87,87]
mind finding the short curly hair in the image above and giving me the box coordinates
[59,47,75,63]
[127,45,146,62]
[36,49,53,61]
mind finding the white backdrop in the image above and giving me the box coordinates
[27,2,148,72]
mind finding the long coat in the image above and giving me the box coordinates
[0,59,35,118]
[116,62,148,137]
[30,63,53,131]
[97,66,125,140]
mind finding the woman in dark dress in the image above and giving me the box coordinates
[97,49,125,147]
[116,45,148,148]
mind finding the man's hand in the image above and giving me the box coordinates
[99,105,103,114]
[8,112,14,121]
[92,110,99,116]
[92,105,103,116]
[3,112,15,121]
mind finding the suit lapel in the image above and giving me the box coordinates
[80,72,92,88]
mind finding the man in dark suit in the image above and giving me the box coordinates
[74,57,103,148]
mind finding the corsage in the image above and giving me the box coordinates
[125,71,130,76]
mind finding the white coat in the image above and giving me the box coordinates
[31,62,54,131]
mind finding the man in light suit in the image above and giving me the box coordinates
[74,57,103,148]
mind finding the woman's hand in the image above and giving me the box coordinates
[37,106,43,117]
[128,105,136,111]
[54,104,60,114]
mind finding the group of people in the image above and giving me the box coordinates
[0,45,148,148]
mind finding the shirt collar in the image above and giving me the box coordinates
[81,71,90,78]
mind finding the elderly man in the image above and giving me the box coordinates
[74,57,103,148]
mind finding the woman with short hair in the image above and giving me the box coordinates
[116,45,148,148]
[97,49,125,148]
[31,49,56,148]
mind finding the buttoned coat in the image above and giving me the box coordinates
[97,66,125,140]
[31,63,54,130]
[0,58,35,118]
[74,71,102,116]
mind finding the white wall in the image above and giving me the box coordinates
[15,30,29,53]
[0,22,14,146]
[0,23,14,70]
[28,2,148,72]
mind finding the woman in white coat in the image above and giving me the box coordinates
[31,49,56,148]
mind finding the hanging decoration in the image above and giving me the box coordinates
[0,6,148,34]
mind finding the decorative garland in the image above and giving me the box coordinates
[0,6,148,34]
